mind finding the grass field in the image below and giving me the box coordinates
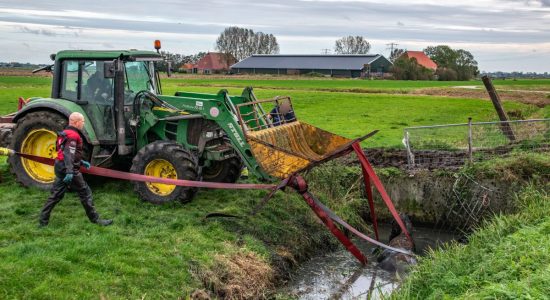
[0,75,549,298]
[2,76,548,147]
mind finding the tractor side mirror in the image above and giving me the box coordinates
[104,62,115,78]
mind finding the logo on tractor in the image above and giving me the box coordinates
[195,101,204,110]
[209,107,220,118]
[227,123,245,147]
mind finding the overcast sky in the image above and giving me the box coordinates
[0,0,549,72]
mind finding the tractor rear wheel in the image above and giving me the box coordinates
[9,111,67,189]
[130,141,199,204]
[202,157,242,183]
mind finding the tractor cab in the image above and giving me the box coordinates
[50,50,162,148]
[8,44,271,203]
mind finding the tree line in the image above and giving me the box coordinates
[159,25,478,80]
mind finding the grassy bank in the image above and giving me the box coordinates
[395,185,550,299]
[0,157,356,298]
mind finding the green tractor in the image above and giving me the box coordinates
[3,48,275,204]
[3,46,357,205]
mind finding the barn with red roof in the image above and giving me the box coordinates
[193,52,236,74]
[402,51,438,71]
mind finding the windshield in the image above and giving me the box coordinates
[124,61,157,94]
[124,61,158,105]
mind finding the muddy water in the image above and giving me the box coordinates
[284,225,458,299]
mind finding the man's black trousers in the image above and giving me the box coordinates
[39,161,99,225]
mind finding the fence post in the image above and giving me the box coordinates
[404,130,414,168]
[481,75,516,141]
[468,117,473,164]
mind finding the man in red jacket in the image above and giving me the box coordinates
[39,112,112,227]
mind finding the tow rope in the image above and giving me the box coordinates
[5,149,276,190]
[310,194,413,256]
[1,145,414,264]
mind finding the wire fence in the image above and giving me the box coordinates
[404,118,550,169]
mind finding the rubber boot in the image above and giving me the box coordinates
[95,219,113,226]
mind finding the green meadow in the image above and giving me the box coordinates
[0,75,548,298]
[2,76,547,147]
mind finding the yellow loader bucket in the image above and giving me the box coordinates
[247,121,352,178]
[236,97,354,179]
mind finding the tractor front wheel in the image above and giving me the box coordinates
[130,141,199,204]
[9,111,67,189]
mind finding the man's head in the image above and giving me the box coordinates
[69,112,85,130]
[278,100,291,114]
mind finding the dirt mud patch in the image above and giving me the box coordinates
[0,68,51,77]
[412,87,550,107]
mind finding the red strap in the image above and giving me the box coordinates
[16,152,276,190]
[352,142,412,243]
[301,190,367,265]
[361,168,379,241]
[310,192,413,255]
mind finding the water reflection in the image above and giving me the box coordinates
[284,225,457,299]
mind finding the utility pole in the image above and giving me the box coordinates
[321,48,331,55]
[386,42,398,55]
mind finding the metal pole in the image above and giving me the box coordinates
[481,75,516,141]
[468,117,473,164]
[404,130,414,168]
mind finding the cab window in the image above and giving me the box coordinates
[81,61,114,104]
[60,60,114,104]
[60,60,79,101]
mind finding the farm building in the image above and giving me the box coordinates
[230,54,392,78]
[193,52,237,74]
[178,63,194,73]
[401,51,438,71]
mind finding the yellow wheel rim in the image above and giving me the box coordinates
[21,129,57,183]
[144,159,177,196]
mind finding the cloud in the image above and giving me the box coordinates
[18,26,57,36]
[0,0,548,71]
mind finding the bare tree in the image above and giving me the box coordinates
[255,32,280,55]
[216,27,279,61]
[334,36,371,54]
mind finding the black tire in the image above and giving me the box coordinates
[130,141,199,204]
[202,157,242,183]
[9,111,67,190]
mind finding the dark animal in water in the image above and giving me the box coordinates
[377,214,417,274]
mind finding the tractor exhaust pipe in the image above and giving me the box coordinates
[114,58,131,155]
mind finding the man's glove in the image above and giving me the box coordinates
[81,160,91,170]
[63,173,74,184]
